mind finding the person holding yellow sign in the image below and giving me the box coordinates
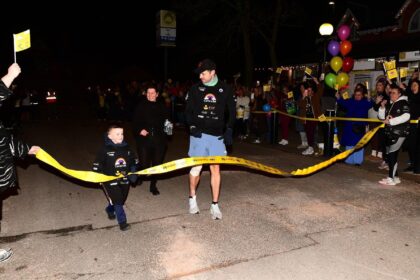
[298,79,323,155]
[0,63,40,262]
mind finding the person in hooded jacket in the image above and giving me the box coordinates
[378,84,410,186]
[0,63,40,262]
[93,124,138,231]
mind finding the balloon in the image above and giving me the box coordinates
[262,104,271,112]
[342,57,354,72]
[327,40,340,56]
[330,56,343,73]
[325,73,337,89]
[337,72,349,88]
[340,40,352,56]
[337,25,350,41]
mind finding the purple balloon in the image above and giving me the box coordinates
[327,40,340,56]
[337,25,351,41]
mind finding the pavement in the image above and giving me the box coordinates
[0,119,419,280]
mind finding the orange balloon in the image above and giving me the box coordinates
[340,40,352,56]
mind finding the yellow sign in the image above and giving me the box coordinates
[13,29,31,52]
[276,67,282,74]
[318,114,327,122]
[342,91,349,100]
[387,68,398,80]
[383,60,396,71]
[287,91,294,99]
[159,10,176,28]
[304,67,312,76]
[400,68,408,79]
[263,84,271,92]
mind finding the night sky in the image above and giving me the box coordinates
[0,0,407,90]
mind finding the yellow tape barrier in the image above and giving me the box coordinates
[35,124,383,183]
[254,109,419,124]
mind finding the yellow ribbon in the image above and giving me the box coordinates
[35,124,384,184]
[253,109,419,124]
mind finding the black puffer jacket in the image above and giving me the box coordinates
[0,81,29,193]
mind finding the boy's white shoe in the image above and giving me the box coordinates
[210,203,222,220]
[0,248,13,263]
[393,177,401,184]
[189,196,200,214]
[278,139,288,145]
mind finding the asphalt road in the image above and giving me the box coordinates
[0,120,419,280]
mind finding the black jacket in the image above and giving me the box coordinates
[0,81,30,193]
[185,80,235,136]
[132,99,169,145]
[93,137,137,185]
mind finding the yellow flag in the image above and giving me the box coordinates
[287,91,294,99]
[383,60,396,71]
[263,84,271,92]
[387,68,398,80]
[304,67,312,76]
[276,67,282,74]
[400,68,408,79]
[342,91,349,100]
[14,29,31,52]
[318,114,327,122]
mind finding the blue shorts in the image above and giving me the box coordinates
[188,133,227,157]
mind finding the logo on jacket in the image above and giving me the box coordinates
[203,93,217,103]
[115,157,127,168]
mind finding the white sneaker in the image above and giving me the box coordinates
[377,152,383,159]
[378,177,396,186]
[278,139,288,145]
[189,196,200,214]
[253,139,261,144]
[210,204,222,220]
[302,146,314,155]
[0,248,13,263]
[297,142,308,149]
[393,177,401,184]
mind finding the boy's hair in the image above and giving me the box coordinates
[389,83,402,94]
[107,123,124,134]
[145,83,159,93]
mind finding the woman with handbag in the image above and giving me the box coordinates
[378,84,410,186]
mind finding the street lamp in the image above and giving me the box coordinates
[319,23,333,36]
[319,23,335,158]
[319,23,334,71]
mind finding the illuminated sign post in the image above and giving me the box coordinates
[156,10,176,47]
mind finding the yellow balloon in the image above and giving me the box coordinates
[337,72,349,87]
[330,56,343,73]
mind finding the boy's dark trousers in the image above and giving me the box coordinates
[103,182,130,225]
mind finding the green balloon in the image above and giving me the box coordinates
[325,73,337,89]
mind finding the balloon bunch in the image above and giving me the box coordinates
[324,25,354,90]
